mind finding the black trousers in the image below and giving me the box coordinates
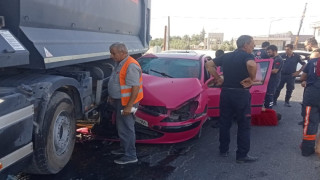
[301,81,320,156]
[274,74,295,103]
[219,88,251,159]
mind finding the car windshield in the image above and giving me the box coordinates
[138,57,201,79]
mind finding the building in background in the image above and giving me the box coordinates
[311,21,320,46]
[206,33,224,50]
[253,32,313,50]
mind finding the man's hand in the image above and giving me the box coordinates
[301,81,306,88]
[292,71,300,77]
[122,105,133,116]
[214,77,224,87]
[240,77,253,88]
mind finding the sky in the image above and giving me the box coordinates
[150,0,320,41]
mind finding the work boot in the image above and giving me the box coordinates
[284,102,291,107]
[302,148,315,157]
[301,141,316,156]
[236,155,258,163]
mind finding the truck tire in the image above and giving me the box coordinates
[29,91,76,174]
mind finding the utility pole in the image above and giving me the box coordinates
[167,16,170,50]
[163,26,167,51]
[294,2,307,49]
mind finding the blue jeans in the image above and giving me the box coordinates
[114,99,138,159]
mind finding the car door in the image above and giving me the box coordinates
[206,59,273,117]
[250,59,273,114]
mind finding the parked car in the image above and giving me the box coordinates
[252,48,263,57]
[278,50,311,81]
[131,52,273,143]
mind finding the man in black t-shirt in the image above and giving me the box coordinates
[205,35,258,163]
[274,44,306,107]
[264,45,283,109]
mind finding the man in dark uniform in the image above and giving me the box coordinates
[255,41,270,59]
[299,37,320,125]
[299,52,320,156]
[205,35,258,163]
[264,45,283,109]
[273,44,306,107]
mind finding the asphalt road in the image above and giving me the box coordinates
[18,83,320,180]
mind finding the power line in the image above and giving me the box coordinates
[151,15,320,20]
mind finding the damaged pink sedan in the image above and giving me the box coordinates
[134,52,273,144]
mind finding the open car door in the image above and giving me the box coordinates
[206,58,274,117]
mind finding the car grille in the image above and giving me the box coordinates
[139,105,167,116]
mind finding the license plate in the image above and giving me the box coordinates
[135,117,148,127]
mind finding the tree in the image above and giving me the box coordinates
[190,34,201,45]
[150,38,163,47]
[200,28,206,42]
[149,28,221,50]
[218,41,236,51]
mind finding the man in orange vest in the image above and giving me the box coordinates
[107,42,143,164]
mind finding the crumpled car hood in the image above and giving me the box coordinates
[141,74,203,109]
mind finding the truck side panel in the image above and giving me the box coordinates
[0,0,151,69]
[0,93,33,173]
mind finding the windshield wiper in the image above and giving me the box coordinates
[150,69,173,78]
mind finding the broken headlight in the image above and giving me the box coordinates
[161,101,198,122]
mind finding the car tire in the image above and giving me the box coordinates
[28,91,76,174]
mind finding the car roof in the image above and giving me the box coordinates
[278,50,311,60]
[162,50,197,54]
[141,52,206,60]
[278,50,311,55]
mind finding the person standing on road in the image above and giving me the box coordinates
[299,50,320,156]
[299,38,320,125]
[273,44,306,107]
[205,35,258,163]
[264,45,284,109]
[255,41,270,59]
[107,42,143,164]
[301,37,319,88]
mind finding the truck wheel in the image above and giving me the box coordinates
[30,92,76,174]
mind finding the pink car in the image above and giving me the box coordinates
[134,52,273,144]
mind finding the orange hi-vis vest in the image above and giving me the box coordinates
[119,56,143,106]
